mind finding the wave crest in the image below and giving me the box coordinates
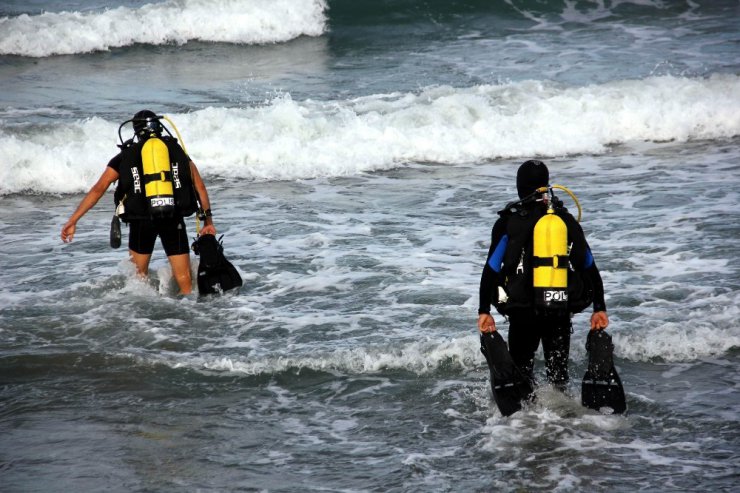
[0,0,327,57]
[1,75,738,195]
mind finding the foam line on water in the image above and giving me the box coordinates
[2,74,738,195]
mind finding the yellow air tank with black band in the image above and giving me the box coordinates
[141,136,175,217]
[532,207,569,310]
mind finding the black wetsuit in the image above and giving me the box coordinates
[478,200,607,386]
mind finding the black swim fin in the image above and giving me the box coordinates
[191,234,243,296]
[480,331,534,417]
[581,330,627,414]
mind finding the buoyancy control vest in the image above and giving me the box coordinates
[114,135,198,222]
[496,202,592,316]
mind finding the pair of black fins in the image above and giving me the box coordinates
[480,329,626,416]
[191,234,243,295]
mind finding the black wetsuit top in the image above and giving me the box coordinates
[478,201,607,315]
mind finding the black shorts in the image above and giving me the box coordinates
[128,218,190,256]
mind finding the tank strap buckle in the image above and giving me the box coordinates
[143,171,173,184]
[533,255,569,269]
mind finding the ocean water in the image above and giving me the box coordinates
[1,0,739,491]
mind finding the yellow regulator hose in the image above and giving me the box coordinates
[552,184,582,222]
[162,115,201,234]
[537,184,583,222]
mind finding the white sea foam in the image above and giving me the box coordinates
[153,333,481,376]
[477,405,715,490]
[1,74,738,195]
[0,0,327,57]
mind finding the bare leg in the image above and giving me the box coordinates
[129,250,152,277]
[168,253,193,295]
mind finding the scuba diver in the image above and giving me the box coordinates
[478,160,608,393]
[61,110,216,295]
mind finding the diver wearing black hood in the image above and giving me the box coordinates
[478,160,608,389]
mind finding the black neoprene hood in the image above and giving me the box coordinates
[516,160,549,198]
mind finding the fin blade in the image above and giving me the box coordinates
[582,330,627,414]
[481,332,534,416]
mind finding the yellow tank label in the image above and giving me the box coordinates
[141,138,174,198]
[533,212,568,289]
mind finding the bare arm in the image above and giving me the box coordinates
[190,161,216,235]
[61,167,119,243]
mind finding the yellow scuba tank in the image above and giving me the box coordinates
[532,205,569,311]
[141,137,175,217]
